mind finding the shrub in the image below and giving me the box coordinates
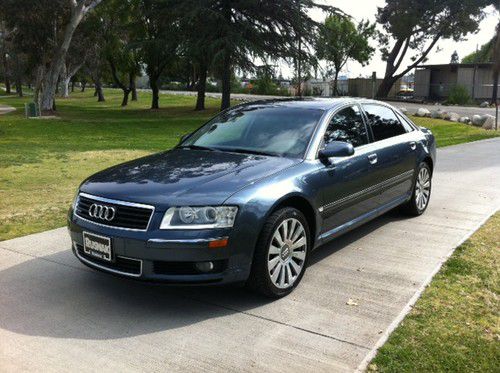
[447,85,471,105]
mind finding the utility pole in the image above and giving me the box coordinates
[496,99,498,131]
[371,72,377,99]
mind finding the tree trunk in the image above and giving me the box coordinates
[95,81,105,102]
[15,78,22,97]
[33,65,45,109]
[220,48,231,110]
[131,75,137,101]
[40,7,85,111]
[94,88,98,96]
[121,90,130,107]
[39,1,102,112]
[71,79,75,92]
[62,77,71,98]
[297,39,302,97]
[4,78,10,94]
[195,65,207,111]
[333,70,339,96]
[81,81,86,92]
[376,77,399,98]
[150,77,159,109]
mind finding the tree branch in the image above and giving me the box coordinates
[393,36,410,73]
[396,33,442,79]
[83,0,103,14]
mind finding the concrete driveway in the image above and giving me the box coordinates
[1,139,499,372]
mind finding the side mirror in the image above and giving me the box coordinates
[179,133,191,144]
[318,141,354,160]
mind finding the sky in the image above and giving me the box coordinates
[279,0,499,79]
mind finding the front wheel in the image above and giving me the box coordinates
[401,162,432,216]
[247,207,309,298]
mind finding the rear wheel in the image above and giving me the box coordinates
[247,207,309,298]
[401,162,432,216]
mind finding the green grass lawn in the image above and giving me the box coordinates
[0,89,223,240]
[0,89,498,241]
[369,212,500,373]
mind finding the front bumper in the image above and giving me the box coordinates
[67,209,254,285]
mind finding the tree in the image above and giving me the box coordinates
[40,0,103,112]
[491,4,499,108]
[376,0,492,98]
[461,4,499,105]
[128,0,180,109]
[462,40,495,63]
[97,1,141,107]
[176,2,220,111]
[317,15,375,96]
[450,50,459,64]
[179,0,339,110]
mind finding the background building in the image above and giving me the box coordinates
[414,63,498,101]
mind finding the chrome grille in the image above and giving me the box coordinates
[75,193,154,231]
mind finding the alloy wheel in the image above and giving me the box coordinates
[267,218,307,289]
[415,167,431,210]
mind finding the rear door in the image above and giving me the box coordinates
[361,104,418,207]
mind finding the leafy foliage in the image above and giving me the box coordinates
[462,37,496,63]
[376,0,493,97]
[446,85,471,105]
[316,14,375,95]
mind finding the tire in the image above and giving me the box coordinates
[401,162,432,216]
[247,207,310,298]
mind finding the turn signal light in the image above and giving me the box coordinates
[208,238,228,248]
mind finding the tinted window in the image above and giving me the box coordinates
[183,105,324,158]
[324,106,368,147]
[396,112,415,132]
[363,104,407,141]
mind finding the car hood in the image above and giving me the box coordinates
[80,149,300,209]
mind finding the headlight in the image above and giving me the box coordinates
[71,189,80,210]
[160,206,238,229]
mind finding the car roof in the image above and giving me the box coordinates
[233,97,392,111]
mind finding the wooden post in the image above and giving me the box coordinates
[371,72,377,99]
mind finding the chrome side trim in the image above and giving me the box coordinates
[73,242,143,278]
[148,236,229,244]
[75,192,155,232]
[320,169,414,212]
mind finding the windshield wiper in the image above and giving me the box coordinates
[178,144,220,152]
[219,147,278,157]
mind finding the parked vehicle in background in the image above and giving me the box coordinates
[68,98,436,298]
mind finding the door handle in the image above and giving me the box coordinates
[368,153,378,164]
[409,141,417,150]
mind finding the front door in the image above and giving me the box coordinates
[316,105,379,236]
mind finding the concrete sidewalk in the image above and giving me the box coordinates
[1,139,499,372]
[0,104,15,115]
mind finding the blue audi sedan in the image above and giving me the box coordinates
[68,98,436,298]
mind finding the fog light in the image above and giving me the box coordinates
[195,261,214,273]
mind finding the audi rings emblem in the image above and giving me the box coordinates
[88,204,116,221]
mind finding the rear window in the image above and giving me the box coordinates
[363,104,408,141]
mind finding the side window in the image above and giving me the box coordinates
[363,104,407,141]
[396,112,416,132]
[324,106,368,148]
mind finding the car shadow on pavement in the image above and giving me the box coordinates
[0,210,404,341]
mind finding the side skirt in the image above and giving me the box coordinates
[314,193,411,249]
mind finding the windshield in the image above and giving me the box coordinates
[180,104,324,158]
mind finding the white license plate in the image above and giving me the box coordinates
[83,232,112,262]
